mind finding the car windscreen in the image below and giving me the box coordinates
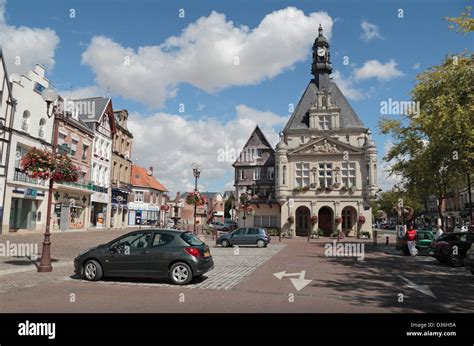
[181,232,205,246]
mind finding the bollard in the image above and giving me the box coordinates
[373,229,377,246]
[386,236,389,245]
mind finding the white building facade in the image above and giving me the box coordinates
[76,97,115,228]
[275,26,379,237]
[2,65,54,233]
[0,49,17,234]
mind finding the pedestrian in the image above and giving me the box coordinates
[435,224,444,239]
[406,223,417,256]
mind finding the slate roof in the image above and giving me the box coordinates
[72,97,111,130]
[131,165,168,192]
[283,79,365,132]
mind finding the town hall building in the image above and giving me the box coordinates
[235,25,379,237]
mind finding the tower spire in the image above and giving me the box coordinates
[311,24,332,86]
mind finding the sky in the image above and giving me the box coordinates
[0,0,471,195]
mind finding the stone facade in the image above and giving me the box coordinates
[110,109,133,229]
[276,26,378,237]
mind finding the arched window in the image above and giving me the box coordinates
[38,118,46,138]
[21,110,30,132]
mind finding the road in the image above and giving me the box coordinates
[0,229,473,313]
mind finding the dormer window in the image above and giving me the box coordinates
[319,115,331,130]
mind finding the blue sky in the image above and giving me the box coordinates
[0,0,471,194]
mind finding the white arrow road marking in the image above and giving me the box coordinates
[273,270,312,292]
[398,275,436,298]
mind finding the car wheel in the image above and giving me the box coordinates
[449,253,464,267]
[83,260,103,281]
[257,239,265,248]
[221,239,230,248]
[170,262,193,285]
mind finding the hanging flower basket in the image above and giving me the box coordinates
[287,215,294,224]
[358,215,366,224]
[335,216,342,225]
[310,215,318,225]
[186,191,206,206]
[20,147,80,183]
[20,147,54,180]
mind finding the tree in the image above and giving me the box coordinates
[379,53,474,228]
[224,193,235,218]
[445,5,474,34]
[373,188,424,222]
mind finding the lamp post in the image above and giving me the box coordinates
[37,87,59,273]
[192,162,202,234]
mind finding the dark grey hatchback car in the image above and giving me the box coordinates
[74,230,214,285]
[217,227,271,248]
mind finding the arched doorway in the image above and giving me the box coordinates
[295,206,311,237]
[342,206,357,236]
[318,206,333,236]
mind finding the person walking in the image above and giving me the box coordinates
[406,224,417,256]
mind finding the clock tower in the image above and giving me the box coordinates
[311,24,332,88]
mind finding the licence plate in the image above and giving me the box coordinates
[204,251,210,257]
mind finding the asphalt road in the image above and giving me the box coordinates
[0,229,473,313]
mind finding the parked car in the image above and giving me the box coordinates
[209,221,227,231]
[223,221,238,231]
[464,242,474,274]
[217,227,271,248]
[453,225,470,232]
[429,232,473,267]
[74,230,214,285]
[396,229,436,255]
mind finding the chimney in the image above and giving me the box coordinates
[148,166,154,176]
[175,191,180,202]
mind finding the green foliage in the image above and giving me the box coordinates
[445,5,474,34]
[224,193,235,218]
[379,53,474,214]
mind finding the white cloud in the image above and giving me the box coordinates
[332,70,367,101]
[360,20,383,41]
[412,62,421,70]
[0,0,59,74]
[82,7,333,108]
[354,59,404,81]
[378,140,402,191]
[127,105,286,194]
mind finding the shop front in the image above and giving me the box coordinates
[128,202,160,226]
[8,186,47,232]
[52,188,91,231]
[110,187,130,229]
[91,191,109,228]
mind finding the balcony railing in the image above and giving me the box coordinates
[13,169,46,186]
[57,180,108,193]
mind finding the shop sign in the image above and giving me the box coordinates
[24,188,37,199]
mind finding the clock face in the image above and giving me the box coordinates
[317,48,326,57]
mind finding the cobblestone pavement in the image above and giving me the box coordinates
[0,237,285,293]
[64,244,286,290]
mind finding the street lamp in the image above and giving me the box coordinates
[37,87,59,273]
[192,163,202,234]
